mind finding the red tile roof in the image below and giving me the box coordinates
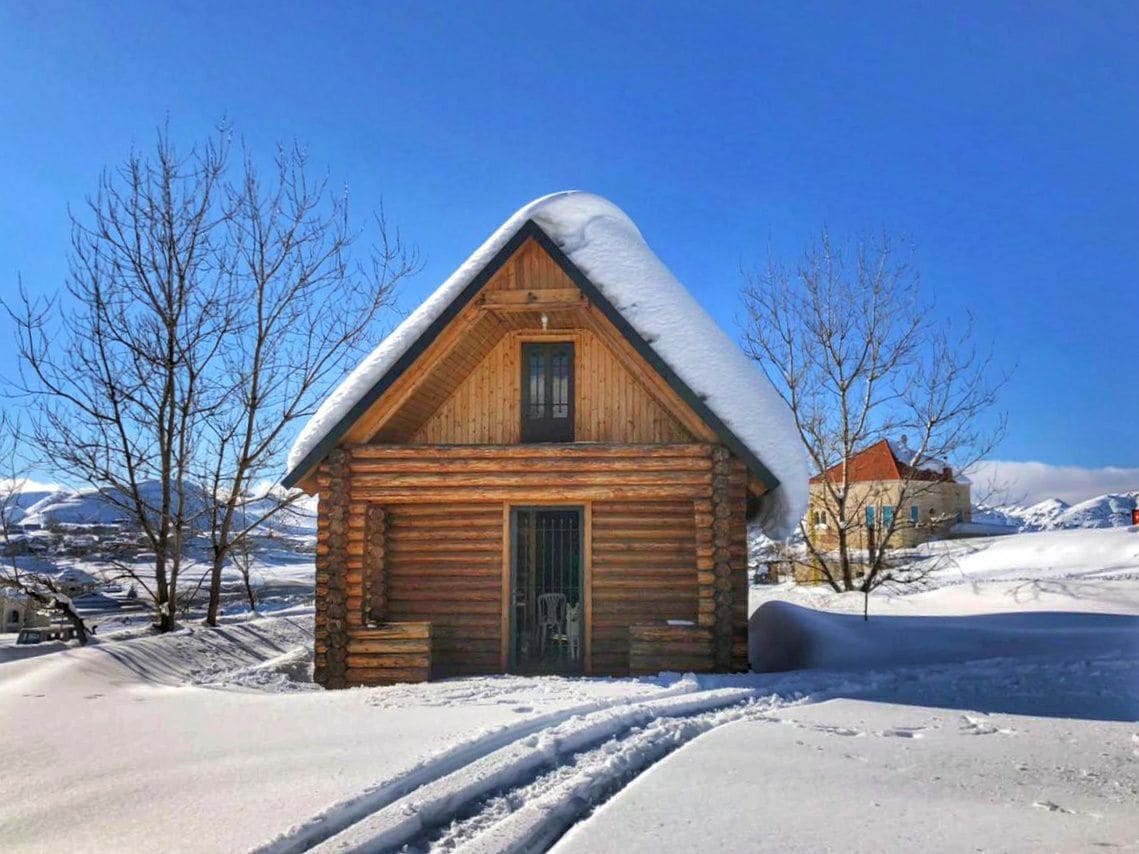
[810,439,954,484]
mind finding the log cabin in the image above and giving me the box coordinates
[283,191,807,688]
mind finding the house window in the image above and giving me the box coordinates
[521,342,574,442]
[882,506,894,527]
[865,506,875,528]
[910,505,919,524]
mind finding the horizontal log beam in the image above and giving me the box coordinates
[349,443,713,459]
[348,457,712,474]
[346,667,430,685]
[477,287,585,307]
[347,654,431,669]
[350,622,432,639]
[349,471,711,488]
[350,486,707,502]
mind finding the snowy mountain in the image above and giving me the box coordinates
[6,482,317,538]
[16,481,219,530]
[977,491,1138,532]
[0,488,67,526]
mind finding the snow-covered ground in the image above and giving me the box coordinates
[0,526,1135,852]
[556,695,1138,854]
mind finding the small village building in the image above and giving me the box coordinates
[1,590,40,633]
[55,567,99,598]
[807,439,971,556]
[284,192,807,688]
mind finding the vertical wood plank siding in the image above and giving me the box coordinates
[409,328,692,445]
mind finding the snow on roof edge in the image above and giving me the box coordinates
[285,191,809,538]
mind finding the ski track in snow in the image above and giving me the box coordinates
[301,688,767,854]
[257,683,762,854]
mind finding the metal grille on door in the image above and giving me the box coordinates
[511,508,583,673]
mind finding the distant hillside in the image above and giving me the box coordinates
[5,482,317,538]
[1,489,67,526]
[976,491,1138,532]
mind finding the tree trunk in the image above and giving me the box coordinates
[837,526,854,591]
[206,552,224,626]
[242,571,257,615]
[152,549,171,630]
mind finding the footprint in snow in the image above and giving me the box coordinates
[878,727,926,739]
[960,714,1016,736]
[512,705,534,714]
[1033,801,1075,814]
[807,724,864,737]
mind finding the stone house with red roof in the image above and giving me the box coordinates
[806,439,971,553]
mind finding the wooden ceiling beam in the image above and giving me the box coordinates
[477,288,587,311]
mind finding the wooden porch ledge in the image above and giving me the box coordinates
[345,622,432,686]
[628,623,715,676]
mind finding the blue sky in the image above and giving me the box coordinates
[2,1,1137,478]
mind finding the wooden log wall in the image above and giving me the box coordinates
[345,622,432,686]
[409,328,693,446]
[591,499,701,675]
[312,442,751,686]
[382,503,504,677]
[314,450,350,689]
[710,448,750,671]
[345,443,716,504]
[628,624,714,675]
[362,505,386,624]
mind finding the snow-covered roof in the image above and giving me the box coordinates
[285,191,809,538]
[887,440,952,475]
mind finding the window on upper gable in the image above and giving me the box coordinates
[521,342,575,442]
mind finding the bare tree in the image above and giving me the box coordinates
[7,128,229,631]
[199,144,417,625]
[741,231,1005,604]
[0,413,91,642]
[229,532,260,616]
[6,125,416,630]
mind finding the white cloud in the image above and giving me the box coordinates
[0,477,63,496]
[967,460,1139,506]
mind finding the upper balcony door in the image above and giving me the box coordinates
[521,341,574,442]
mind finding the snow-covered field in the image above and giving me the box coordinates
[1,527,1136,852]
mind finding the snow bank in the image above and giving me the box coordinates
[749,600,1139,672]
[287,191,809,537]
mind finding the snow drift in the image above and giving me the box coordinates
[749,600,1139,673]
[286,191,809,538]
